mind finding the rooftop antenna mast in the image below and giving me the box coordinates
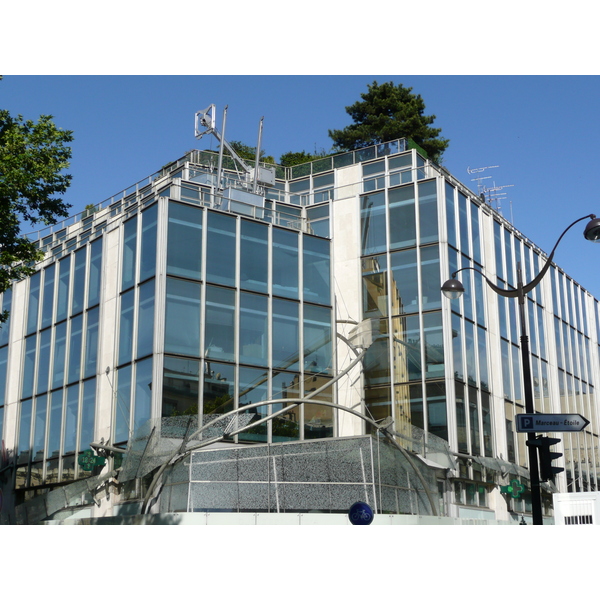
[468,165,499,197]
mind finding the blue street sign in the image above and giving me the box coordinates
[348,501,374,525]
[516,413,590,433]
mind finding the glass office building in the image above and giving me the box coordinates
[1,136,599,524]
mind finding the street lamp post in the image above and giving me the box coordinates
[442,213,600,525]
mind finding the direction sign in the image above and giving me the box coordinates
[516,413,590,433]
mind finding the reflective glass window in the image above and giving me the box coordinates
[0,345,7,405]
[162,356,199,418]
[390,249,418,314]
[470,201,482,265]
[133,359,152,433]
[64,384,79,454]
[478,326,489,391]
[27,271,41,334]
[36,328,52,395]
[204,286,235,363]
[0,287,12,346]
[393,382,423,430]
[388,186,416,250]
[452,313,463,382]
[469,386,481,455]
[17,398,32,464]
[418,180,438,244]
[48,351,64,414]
[420,245,441,312]
[272,298,300,370]
[165,278,201,357]
[504,229,514,287]
[206,211,236,287]
[270,369,300,441]
[239,292,268,367]
[71,247,86,316]
[303,235,330,306]
[458,192,470,256]
[365,386,391,426]
[88,239,102,307]
[122,216,137,291]
[115,365,132,442]
[494,221,503,283]
[79,378,96,452]
[360,192,386,255]
[423,312,444,379]
[238,366,269,443]
[32,394,47,462]
[364,319,390,387]
[304,304,331,374]
[47,390,63,458]
[481,391,492,456]
[392,314,421,383]
[465,320,476,386]
[67,314,83,384]
[456,382,468,453]
[362,254,388,320]
[41,264,55,329]
[304,374,333,440]
[137,280,155,359]
[203,361,235,415]
[167,201,203,280]
[118,290,135,366]
[22,335,37,399]
[140,204,157,282]
[84,307,99,378]
[445,183,457,249]
[426,381,447,440]
[272,228,299,300]
[56,255,70,323]
[240,219,268,294]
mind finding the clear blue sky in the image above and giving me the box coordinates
[3,75,600,300]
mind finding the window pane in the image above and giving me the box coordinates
[0,287,12,346]
[362,254,388,320]
[22,335,37,399]
[84,307,99,378]
[118,290,135,366]
[63,384,79,454]
[17,398,32,464]
[272,298,299,370]
[427,381,447,440]
[27,272,41,334]
[41,264,55,329]
[361,192,386,255]
[36,328,52,395]
[206,211,236,286]
[272,228,299,299]
[393,314,421,382]
[271,370,300,442]
[165,278,201,357]
[239,292,268,367]
[238,366,269,443]
[47,390,63,458]
[204,286,235,362]
[88,239,102,307]
[423,312,444,379]
[304,304,332,374]
[445,182,457,249]
[67,314,83,383]
[420,245,441,312]
[140,204,157,282]
[240,219,268,294]
[133,359,152,433]
[388,186,416,250]
[51,321,67,389]
[79,378,96,452]
[456,382,468,453]
[115,365,132,442]
[203,361,235,415]
[303,235,330,305]
[390,249,418,314]
[363,321,390,387]
[71,247,86,316]
[137,280,155,359]
[0,346,7,405]
[418,180,438,244]
[56,255,71,323]
[167,201,203,280]
[162,356,199,418]
[122,216,137,290]
[32,394,47,461]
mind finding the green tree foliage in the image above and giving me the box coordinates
[0,110,73,318]
[228,140,275,165]
[328,81,449,162]
[279,150,321,167]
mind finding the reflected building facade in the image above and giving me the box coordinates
[1,138,599,524]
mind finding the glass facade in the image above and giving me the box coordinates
[2,139,600,523]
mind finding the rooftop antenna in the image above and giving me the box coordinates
[195,104,274,193]
[468,165,499,196]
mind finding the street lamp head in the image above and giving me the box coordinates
[584,215,600,242]
[441,277,465,299]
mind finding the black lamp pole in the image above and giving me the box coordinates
[441,213,600,525]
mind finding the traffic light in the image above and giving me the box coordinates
[527,436,564,483]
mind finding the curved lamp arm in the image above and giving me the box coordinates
[443,213,598,299]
